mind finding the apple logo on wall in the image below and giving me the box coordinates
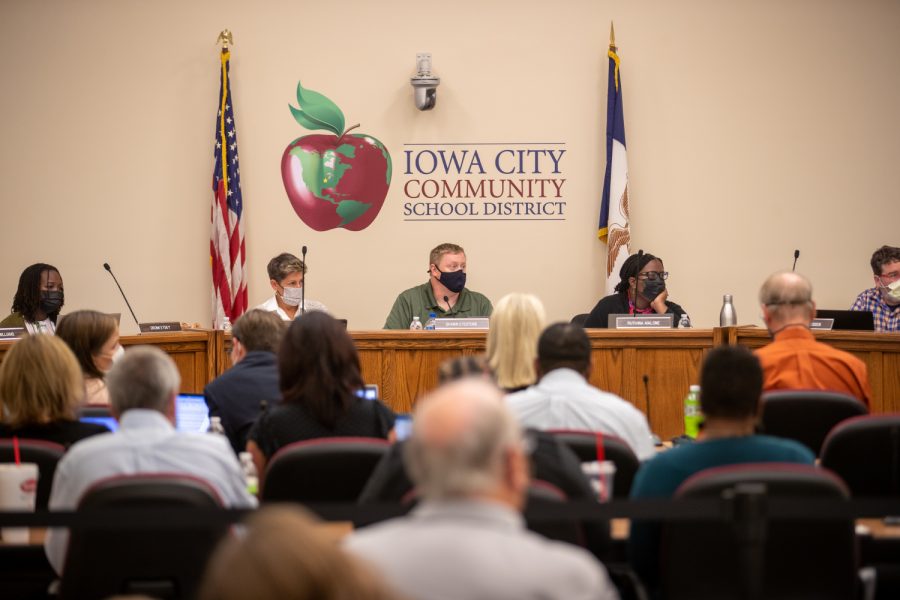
[281,82,392,231]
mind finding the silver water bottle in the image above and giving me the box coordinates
[719,294,737,326]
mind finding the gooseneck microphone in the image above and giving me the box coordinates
[300,245,307,315]
[443,295,450,313]
[632,249,644,316]
[792,249,800,272]
[103,263,140,328]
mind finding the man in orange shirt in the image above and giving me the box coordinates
[755,271,872,406]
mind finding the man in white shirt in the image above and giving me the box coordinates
[506,323,656,460]
[345,379,618,600]
[45,346,257,574]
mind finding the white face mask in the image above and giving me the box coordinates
[280,286,303,307]
[112,344,125,363]
[884,279,900,304]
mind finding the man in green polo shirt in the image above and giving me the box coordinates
[384,243,493,329]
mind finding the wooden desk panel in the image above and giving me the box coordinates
[724,327,900,413]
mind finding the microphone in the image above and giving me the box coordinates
[300,245,307,315]
[443,295,450,313]
[103,263,140,328]
[792,249,800,272]
[632,249,644,316]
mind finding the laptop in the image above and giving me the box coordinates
[176,393,211,433]
[79,415,119,432]
[813,310,875,331]
[355,384,379,401]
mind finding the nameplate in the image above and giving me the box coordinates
[434,317,490,330]
[139,322,183,333]
[0,327,25,340]
[810,318,835,331]
[608,314,674,329]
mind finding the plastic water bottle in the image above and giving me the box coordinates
[239,452,259,496]
[222,316,232,332]
[208,416,225,435]
[678,313,692,328]
[424,312,437,330]
[683,385,702,438]
[719,294,737,326]
[409,316,423,330]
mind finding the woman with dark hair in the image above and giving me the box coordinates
[56,310,122,406]
[246,312,395,475]
[584,252,687,328]
[0,263,65,333]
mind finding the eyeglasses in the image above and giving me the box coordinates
[637,271,669,281]
[878,271,900,283]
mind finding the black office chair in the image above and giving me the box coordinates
[821,413,900,497]
[261,437,390,503]
[59,473,228,600]
[76,404,115,419]
[548,430,640,498]
[571,313,591,327]
[0,438,65,510]
[759,390,868,456]
[662,463,856,600]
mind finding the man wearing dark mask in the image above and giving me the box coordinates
[1,263,65,334]
[384,243,493,329]
[584,252,687,328]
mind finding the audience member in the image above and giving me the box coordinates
[256,252,329,320]
[204,309,285,454]
[507,323,656,460]
[45,346,256,574]
[851,245,900,332]
[199,505,399,600]
[346,379,618,600]
[486,292,546,392]
[584,252,686,328]
[0,334,108,446]
[756,271,872,405]
[0,263,65,334]
[628,345,814,593]
[384,243,492,329]
[246,312,395,475]
[56,310,122,405]
[437,354,492,385]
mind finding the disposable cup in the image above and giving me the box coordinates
[582,460,618,502]
[0,463,38,544]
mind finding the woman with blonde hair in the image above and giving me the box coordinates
[486,293,547,393]
[199,505,400,600]
[56,310,122,405]
[0,335,108,446]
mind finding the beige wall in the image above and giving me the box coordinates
[2,0,898,333]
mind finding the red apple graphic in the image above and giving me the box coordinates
[281,82,392,231]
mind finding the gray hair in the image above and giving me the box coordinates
[107,346,181,415]
[403,379,522,500]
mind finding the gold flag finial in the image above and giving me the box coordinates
[609,22,616,51]
[216,29,233,49]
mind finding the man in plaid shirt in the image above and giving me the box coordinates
[851,245,900,333]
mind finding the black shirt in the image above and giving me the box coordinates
[248,397,396,460]
[584,292,687,328]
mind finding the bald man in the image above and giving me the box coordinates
[755,271,871,406]
[345,379,618,600]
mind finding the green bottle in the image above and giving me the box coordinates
[683,385,702,438]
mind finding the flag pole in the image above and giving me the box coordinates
[609,21,616,51]
[216,29,233,49]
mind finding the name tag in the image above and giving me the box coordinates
[609,314,674,329]
[0,327,25,340]
[139,322,183,333]
[434,317,490,330]
[810,318,835,331]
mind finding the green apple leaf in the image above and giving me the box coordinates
[336,199,370,226]
[289,82,345,137]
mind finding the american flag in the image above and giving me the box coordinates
[211,48,247,328]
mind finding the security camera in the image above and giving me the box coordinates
[411,53,440,111]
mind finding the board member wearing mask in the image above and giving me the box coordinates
[255,252,329,320]
[384,243,493,329]
[584,252,687,328]
[1,263,65,334]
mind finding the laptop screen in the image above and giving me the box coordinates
[79,416,119,432]
[355,384,379,401]
[176,393,211,433]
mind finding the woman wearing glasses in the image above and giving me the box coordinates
[583,252,687,328]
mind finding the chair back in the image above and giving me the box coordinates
[261,437,389,503]
[662,463,856,600]
[59,473,227,600]
[548,430,640,498]
[0,438,65,509]
[570,313,590,327]
[524,479,586,548]
[76,405,114,419]
[821,413,900,497]
[759,390,867,456]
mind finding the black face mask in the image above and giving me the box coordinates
[641,280,666,302]
[39,290,64,315]
[435,268,466,293]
